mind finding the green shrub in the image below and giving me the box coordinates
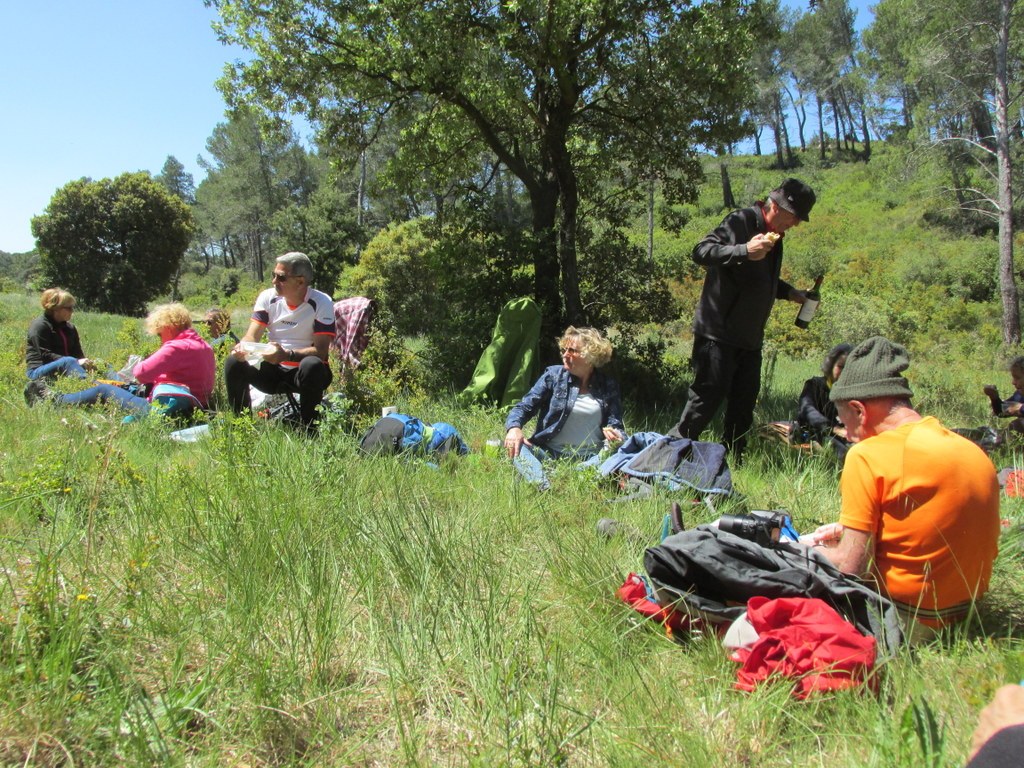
[338,309,427,430]
[347,218,533,392]
[578,228,679,329]
[604,323,691,406]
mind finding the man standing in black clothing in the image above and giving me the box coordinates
[670,178,817,458]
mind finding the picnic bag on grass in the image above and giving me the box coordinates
[359,413,468,456]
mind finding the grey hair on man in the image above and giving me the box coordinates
[276,251,314,282]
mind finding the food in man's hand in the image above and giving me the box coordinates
[765,232,781,245]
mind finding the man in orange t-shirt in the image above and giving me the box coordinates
[811,336,1000,641]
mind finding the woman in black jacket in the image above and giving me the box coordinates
[794,342,852,459]
[25,288,93,383]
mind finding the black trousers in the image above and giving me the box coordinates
[669,336,762,457]
[225,356,333,425]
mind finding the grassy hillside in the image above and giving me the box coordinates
[2,287,1024,766]
[648,146,1007,374]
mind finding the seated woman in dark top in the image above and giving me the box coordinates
[24,288,98,405]
[983,356,1024,433]
[25,288,94,382]
[504,326,625,490]
[794,342,852,458]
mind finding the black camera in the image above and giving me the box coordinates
[718,511,789,547]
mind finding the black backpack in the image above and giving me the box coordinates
[644,525,903,654]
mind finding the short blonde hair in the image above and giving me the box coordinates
[145,303,192,336]
[40,288,75,313]
[560,326,613,368]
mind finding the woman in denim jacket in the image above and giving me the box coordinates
[504,327,625,489]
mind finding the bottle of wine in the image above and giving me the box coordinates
[795,274,824,329]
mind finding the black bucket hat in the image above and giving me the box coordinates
[769,178,816,222]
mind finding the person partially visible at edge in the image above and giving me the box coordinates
[26,288,94,381]
[810,336,1000,644]
[225,251,335,430]
[795,342,852,461]
[967,684,1024,767]
[204,308,240,347]
[983,356,1024,434]
[28,303,215,420]
[669,178,817,461]
[504,327,625,490]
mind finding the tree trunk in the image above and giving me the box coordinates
[775,92,793,167]
[787,84,807,151]
[720,163,736,209]
[972,100,998,152]
[996,0,1020,344]
[900,85,914,131]
[647,178,655,264]
[357,149,366,228]
[771,114,785,168]
[528,182,563,341]
[753,126,762,156]
[224,236,237,269]
[839,85,859,149]
[859,97,872,161]
[557,167,583,327]
[817,97,827,161]
[831,97,841,155]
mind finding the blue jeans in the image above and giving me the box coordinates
[28,357,88,380]
[513,443,599,490]
[513,444,556,489]
[56,383,149,414]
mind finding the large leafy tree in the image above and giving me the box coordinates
[787,0,864,159]
[208,0,758,332]
[271,179,364,296]
[31,172,194,316]
[861,0,920,133]
[865,0,1023,343]
[194,110,317,282]
[156,155,196,204]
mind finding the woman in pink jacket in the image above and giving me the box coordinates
[50,304,215,421]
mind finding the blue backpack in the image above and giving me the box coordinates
[359,413,468,456]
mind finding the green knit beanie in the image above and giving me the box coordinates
[829,336,914,402]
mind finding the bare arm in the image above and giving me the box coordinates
[816,526,874,577]
[311,334,332,362]
[267,334,333,366]
[239,320,264,344]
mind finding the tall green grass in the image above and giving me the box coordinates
[1,296,1023,766]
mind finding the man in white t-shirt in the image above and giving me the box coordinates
[225,251,336,429]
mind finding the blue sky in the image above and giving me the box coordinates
[0,0,876,254]
[0,1,246,253]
